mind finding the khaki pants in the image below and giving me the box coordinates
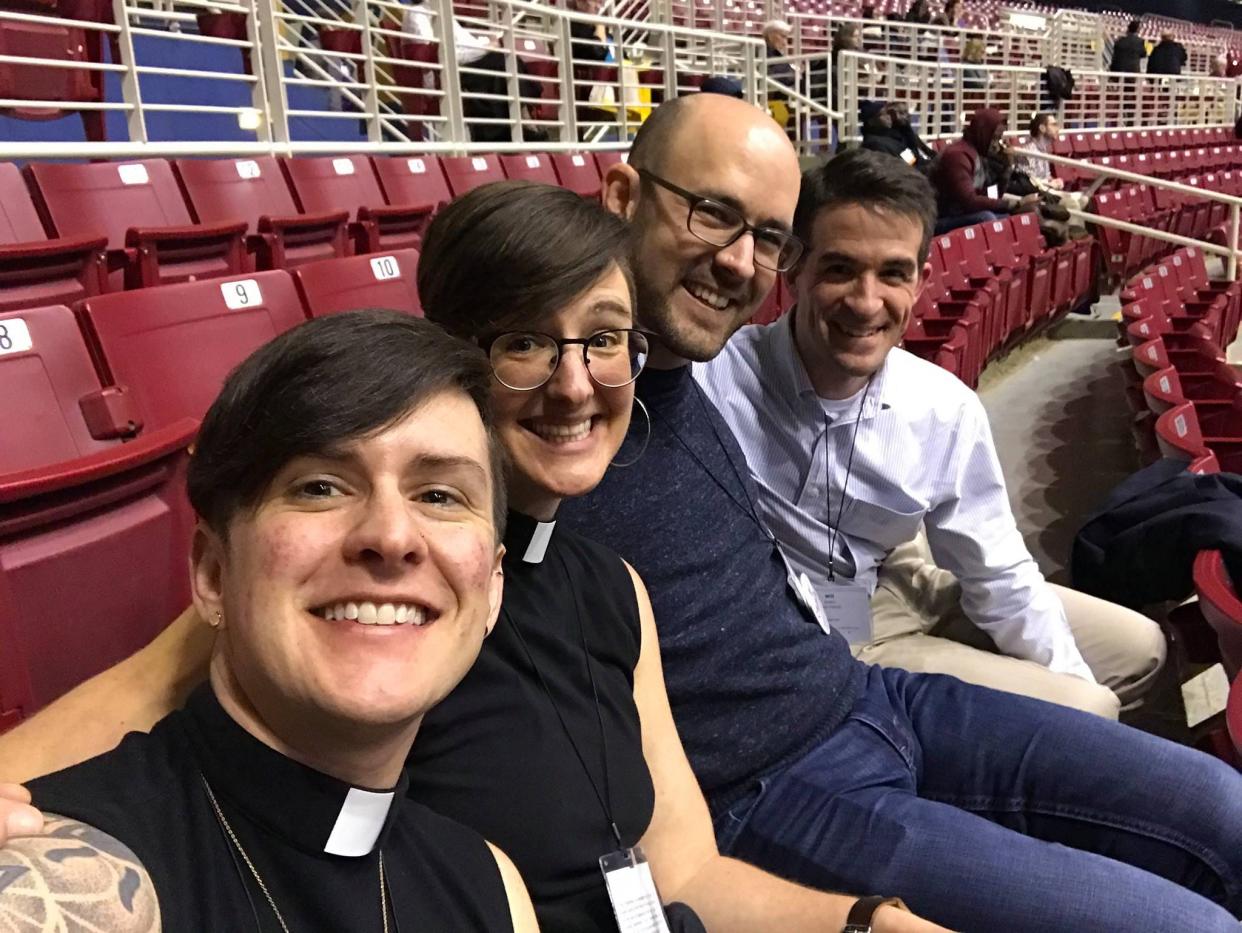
[854,534,1168,719]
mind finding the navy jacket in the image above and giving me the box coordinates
[1072,458,1242,607]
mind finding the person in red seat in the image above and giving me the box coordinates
[1,312,539,932]
[928,107,1037,234]
[0,182,948,933]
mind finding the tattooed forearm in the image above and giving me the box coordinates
[0,814,160,932]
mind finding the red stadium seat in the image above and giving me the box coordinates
[0,162,107,312]
[77,271,306,428]
[26,159,247,290]
[370,156,452,240]
[1230,671,1242,767]
[1132,335,1226,381]
[1195,550,1242,679]
[441,154,505,197]
[0,16,105,143]
[551,153,603,199]
[1154,401,1242,470]
[281,155,430,255]
[594,151,628,174]
[983,216,1049,330]
[1141,363,1242,417]
[956,223,1021,346]
[0,304,143,474]
[499,152,559,186]
[0,417,197,729]
[174,156,349,270]
[292,250,422,319]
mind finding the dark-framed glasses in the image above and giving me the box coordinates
[484,329,650,391]
[638,169,805,272]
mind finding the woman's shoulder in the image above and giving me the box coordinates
[28,712,190,819]
[389,800,514,926]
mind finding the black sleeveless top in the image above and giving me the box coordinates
[408,511,656,932]
[30,685,512,932]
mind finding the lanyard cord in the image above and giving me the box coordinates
[506,548,623,848]
[663,380,771,539]
[825,376,874,582]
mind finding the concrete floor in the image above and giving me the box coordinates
[977,321,1139,584]
[974,301,1241,741]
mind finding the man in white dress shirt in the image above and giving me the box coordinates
[696,148,1165,718]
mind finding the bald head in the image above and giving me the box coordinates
[629,93,796,179]
[604,92,802,365]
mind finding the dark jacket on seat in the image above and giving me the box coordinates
[1072,457,1242,608]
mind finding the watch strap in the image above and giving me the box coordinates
[842,895,908,933]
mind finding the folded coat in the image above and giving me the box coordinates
[1071,457,1242,608]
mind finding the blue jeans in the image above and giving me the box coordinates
[714,665,1242,932]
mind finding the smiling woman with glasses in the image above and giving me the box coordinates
[484,328,650,391]
[637,168,805,272]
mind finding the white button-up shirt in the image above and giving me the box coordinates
[696,311,1093,680]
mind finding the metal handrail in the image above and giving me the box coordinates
[1015,147,1242,279]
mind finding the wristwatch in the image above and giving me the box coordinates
[842,895,908,933]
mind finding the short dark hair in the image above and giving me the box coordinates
[1029,111,1054,137]
[1127,19,1141,33]
[794,147,937,264]
[418,181,634,342]
[187,311,507,542]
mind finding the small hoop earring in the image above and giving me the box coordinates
[611,397,651,469]
[210,610,222,629]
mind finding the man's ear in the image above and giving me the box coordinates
[190,523,228,630]
[602,163,641,221]
[483,546,505,638]
[916,260,932,300]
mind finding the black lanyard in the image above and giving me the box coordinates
[507,547,623,848]
[662,380,774,541]
[823,376,874,582]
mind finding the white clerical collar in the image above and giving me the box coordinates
[523,520,556,564]
[324,787,398,856]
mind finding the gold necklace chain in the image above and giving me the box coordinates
[201,776,389,933]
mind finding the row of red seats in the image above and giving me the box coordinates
[1114,248,1242,767]
[1092,175,1241,282]
[0,150,627,314]
[1053,125,1239,160]
[0,253,423,729]
[902,213,1096,387]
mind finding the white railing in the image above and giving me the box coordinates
[762,48,836,157]
[834,51,1242,146]
[788,12,1050,69]
[1018,147,1242,280]
[0,0,762,158]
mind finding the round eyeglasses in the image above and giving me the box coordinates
[484,329,650,391]
[638,169,805,272]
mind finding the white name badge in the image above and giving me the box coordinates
[986,184,999,200]
[815,580,872,644]
[900,147,917,166]
[778,565,827,634]
[600,847,670,933]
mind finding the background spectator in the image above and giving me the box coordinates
[905,0,931,24]
[568,0,611,65]
[1110,20,1148,73]
[928,106,1036,232]
[762,19,796,96]
[860,100,934,173]
[1146,32,1187,75]
[932,0,962,27]
[962,37,987,90]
